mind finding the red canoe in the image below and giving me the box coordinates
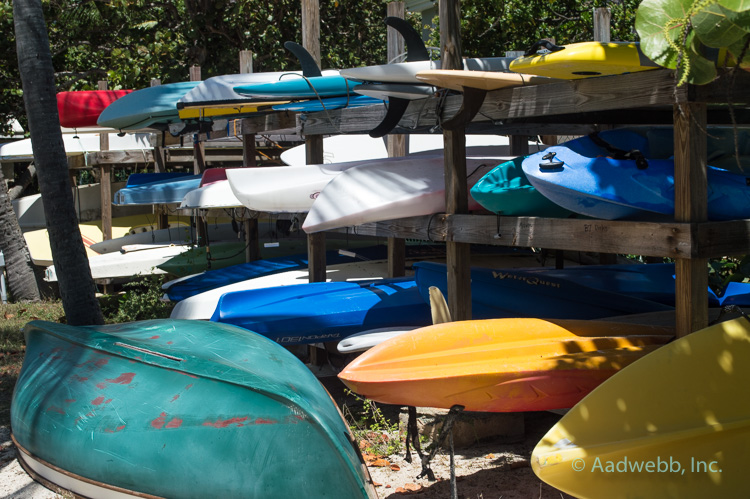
[57,90,133,128]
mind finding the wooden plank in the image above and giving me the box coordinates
[193,139,206,174]
[240,50,253,74]
[674,102,709,338]
[100,165,112,240]
[240,112,298,135]
[350,214,697,257]
[86,150,155,165]
[153,145,166,173]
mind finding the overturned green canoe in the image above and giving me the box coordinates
[11,319,376,498]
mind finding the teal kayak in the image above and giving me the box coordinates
[97,81,201,130]
[234,75,361,99]
[11,319,376,498]
[470,156,573,217]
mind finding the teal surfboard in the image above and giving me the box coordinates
[234,75,361,99]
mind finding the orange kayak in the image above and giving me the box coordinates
[338,318,673,412]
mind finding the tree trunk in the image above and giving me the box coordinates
[0,168,40,302]
[13,0,103,325]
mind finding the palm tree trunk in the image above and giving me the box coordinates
[13,0,103,325]
[0,167,40,302]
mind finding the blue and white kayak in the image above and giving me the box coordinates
[210,278,432,345]
[521,129,750,221]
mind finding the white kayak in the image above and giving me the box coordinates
[226,153,439,213]
[169,259,395,320]
[336,326,418,353]
[302,155,512,233]
[340,57,515,84]
[0,131,154,162]
[180,168,244,210]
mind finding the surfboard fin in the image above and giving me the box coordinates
[283,41,323,78]
[369,97,411,138]
[384,17,430,62]
[441,87,486,130]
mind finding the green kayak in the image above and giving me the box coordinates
[11,319,376,498]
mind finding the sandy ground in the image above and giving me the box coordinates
[1,412,570,499]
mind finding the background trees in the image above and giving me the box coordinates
[0,0,643,136]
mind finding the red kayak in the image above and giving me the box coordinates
[57,90,133,128]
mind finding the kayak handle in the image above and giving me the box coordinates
[539,151,564,170]
[523,40,565,57]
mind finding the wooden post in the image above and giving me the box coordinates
[239,50,253,74]
[305,136,326,283]
[149,79,169,230]
[387,1,407,278]
[509,134,529,157]
[98,80,112,242]
[674,103,709,337]
[593,7,612,43]
[440,0,471,321]
[301,0,321,66]
[240,51,261,263]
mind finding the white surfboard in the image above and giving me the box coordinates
[169,259,396,320]
[302,155,513,233]
[340,57,515,84]
[336,326,418,353]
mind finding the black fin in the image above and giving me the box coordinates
[384,17,430,62]
[442,87,487,130]
[369,97,411,138]
[283,41,322,78]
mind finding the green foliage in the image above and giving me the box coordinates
[636,0,750,85]
[709,255,750,291]
[103,275,174,323]
[342,389,403,457]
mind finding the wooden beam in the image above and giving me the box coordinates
[593,7,611,42]
[302,0,321,67]
[674,102,709,338]
[97,80,112,244]
[240,50,253,74]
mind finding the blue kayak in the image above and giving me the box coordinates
[414,261,674,319]
[234,75,362,99]
[272,94,383,112]
[163,245,391,302]
[210,278,432,345]
[97,81,201,130]
[521,129,750,221]
[114,174,202,205]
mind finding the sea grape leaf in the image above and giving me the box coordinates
[681,32,720,84]
[727,32,750,68]
[692,3,750,48]
[636,0,695,68]
[718,0,750,13]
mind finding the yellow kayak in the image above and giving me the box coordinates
[532,316,750,498]
[509,41,660,79]
[338,318,673,412]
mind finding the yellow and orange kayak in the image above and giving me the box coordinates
[338,318,673,412]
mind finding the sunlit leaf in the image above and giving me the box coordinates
[718,0,750,13]
[636,0,694,68]
[692,3,750,48]
[681,32,719,84]
[727,32,750,68]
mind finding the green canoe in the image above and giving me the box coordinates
[11,319,376,498]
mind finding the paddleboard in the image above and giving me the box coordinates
[177,100,289,120]
[97,82,201,130]
[531,316,750,498]
[340,57,516,84]
[509,41,660,79]
[415,69,558,91]
[233,75,361,99]
[302,155,512,233]
[56,90,133,128]
[338,318,674,412]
